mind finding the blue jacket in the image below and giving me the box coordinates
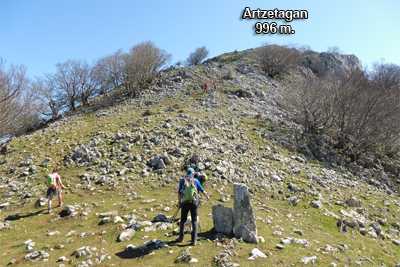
[178,175,204,203]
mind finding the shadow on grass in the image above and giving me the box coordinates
[58,209,69,218]
[115,243,158,260]
[5,210,46,221]
[115,227,218,260]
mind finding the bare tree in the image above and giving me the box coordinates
[327,45,343,54]
[76,60,101,105]
[255,43,302,78]
[288,76,334,134]
[0,58,42,135]
[46,60,81,111]
[297,44,312,52]
[31,77,63,121]
[288,65,400,159]
[368,60,400,91]
[94,49,124,94]
[46,59,100,110]
[185,46,209,66]
[122,41,172,97]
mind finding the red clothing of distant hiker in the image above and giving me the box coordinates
[204,83,209,93]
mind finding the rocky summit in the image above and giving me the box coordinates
[0,49,399,267]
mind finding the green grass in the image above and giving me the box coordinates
[0,86,399,266]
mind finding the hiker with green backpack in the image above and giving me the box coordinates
[176,168,210,245]
[45,167,64,213]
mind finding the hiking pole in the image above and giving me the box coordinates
[171,206,181,223]
[59,188,64,211]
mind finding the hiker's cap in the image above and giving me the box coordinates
[187,168,195,174]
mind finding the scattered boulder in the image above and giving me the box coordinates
[299,255,317,264]
[155,213,168,222]
[289,196,300,206]
[118,229,135,242]
[102,217,111,224]
[370,222,382,235]
[345,196,363,207]
[35,197,48,207]
[0,222,11,230]
[25,250,49,260]
[65,205,75,215]
[247,248,267,260]
[311,201,323,209]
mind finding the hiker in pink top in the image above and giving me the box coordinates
[46,167,64,213]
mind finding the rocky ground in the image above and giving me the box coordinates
[0,49,399,266]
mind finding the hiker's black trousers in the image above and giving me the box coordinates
[178,202,198,242]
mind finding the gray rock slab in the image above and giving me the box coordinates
[212,204,234,236]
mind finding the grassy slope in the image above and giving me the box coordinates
[0,86,399,267]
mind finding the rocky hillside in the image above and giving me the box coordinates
[0,49,399,267]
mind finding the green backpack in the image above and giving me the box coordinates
[181,177,198,202]
[46,174,56,187]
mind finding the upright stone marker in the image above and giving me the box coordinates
[233,183,257,239]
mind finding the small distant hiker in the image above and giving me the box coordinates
[46,167,64,213]
[176,168,210,245]
[204,83,209,93]
[212,81,217,90]
[194,172,208,187]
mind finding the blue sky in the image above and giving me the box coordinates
[1,0,399,78]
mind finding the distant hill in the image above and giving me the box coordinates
[0,47,399,267]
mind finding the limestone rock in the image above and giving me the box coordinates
[212,204,234,236]
[370,222,382,235]
[118,229,135,242]
[248,248,267,259]
[345,196,363,207]
[65,205,75,215]
[311,200,323,209]
[233,183,257,239]
[300,255,317,264]
[241,225,258,244]
[35,197,48,207]
[0,222,11,230]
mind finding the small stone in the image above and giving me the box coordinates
[311,201,323,209]
[47,231,60,236]
[272,231,282,236]
[294,229,303,235]
[300,256,317,264]
[58,256,67,262]
[250,248,267,258]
